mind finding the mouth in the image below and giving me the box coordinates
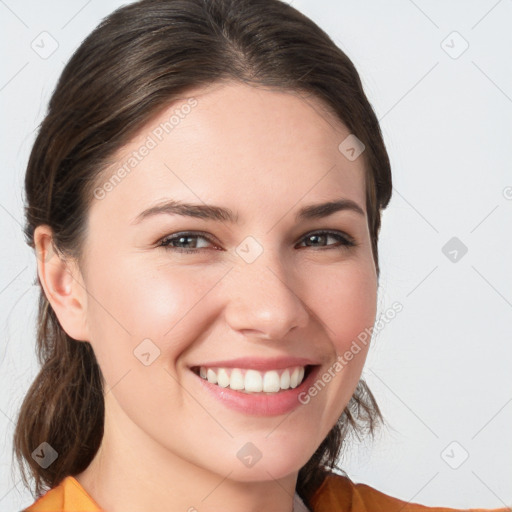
[188,362,322,416]
[189,364,316,394]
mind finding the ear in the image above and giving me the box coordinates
[34,225,90,342]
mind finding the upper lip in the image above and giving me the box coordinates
[189,356,320,372]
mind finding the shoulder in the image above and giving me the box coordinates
[23,476,102,512]
[308,471,512,512]
[23,481,65,512]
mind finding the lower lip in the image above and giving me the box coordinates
[190,365,321,416]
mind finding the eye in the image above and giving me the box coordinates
[158,231,218,254]
[297,230,356,250]
[158,230,357,254]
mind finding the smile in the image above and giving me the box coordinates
[191,365,311,394]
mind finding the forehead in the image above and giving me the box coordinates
[90,81,367,226]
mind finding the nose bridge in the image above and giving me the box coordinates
[223,237,309,338]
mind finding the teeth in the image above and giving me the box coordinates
[229,368,245,390]
[280,369,290,389]
[217,368,230,387]
[196,365,308,393]
[206,368,217,384]
[263,370,280,392]
[291,367,305,388]
[245,370,263,392]
[290,367,299,388]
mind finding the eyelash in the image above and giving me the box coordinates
[158,230,357,254]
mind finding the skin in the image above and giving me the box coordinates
[35,81,378,512]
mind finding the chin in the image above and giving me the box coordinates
[217,446,313,483]
[226,464,301,484]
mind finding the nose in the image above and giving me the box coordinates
[222,247,310,342]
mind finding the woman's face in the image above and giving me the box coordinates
[77,81,377,482]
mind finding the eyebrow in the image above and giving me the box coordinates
[131,198,365,225]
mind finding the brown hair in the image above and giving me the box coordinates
[13,0,392,507]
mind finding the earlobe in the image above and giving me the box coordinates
[34,225,90,342]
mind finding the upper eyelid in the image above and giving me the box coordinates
[159,229,356,247]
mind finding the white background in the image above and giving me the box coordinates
[1,0,511,510]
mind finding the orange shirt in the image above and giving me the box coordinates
[23,472,511,512]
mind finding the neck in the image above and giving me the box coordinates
[74,395,299,512]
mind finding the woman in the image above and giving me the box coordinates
[12,0,510,511]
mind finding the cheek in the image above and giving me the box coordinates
[294,262,376,432]
[309,260,377,354]
[79,249,377,479]
[84,261,222,369]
